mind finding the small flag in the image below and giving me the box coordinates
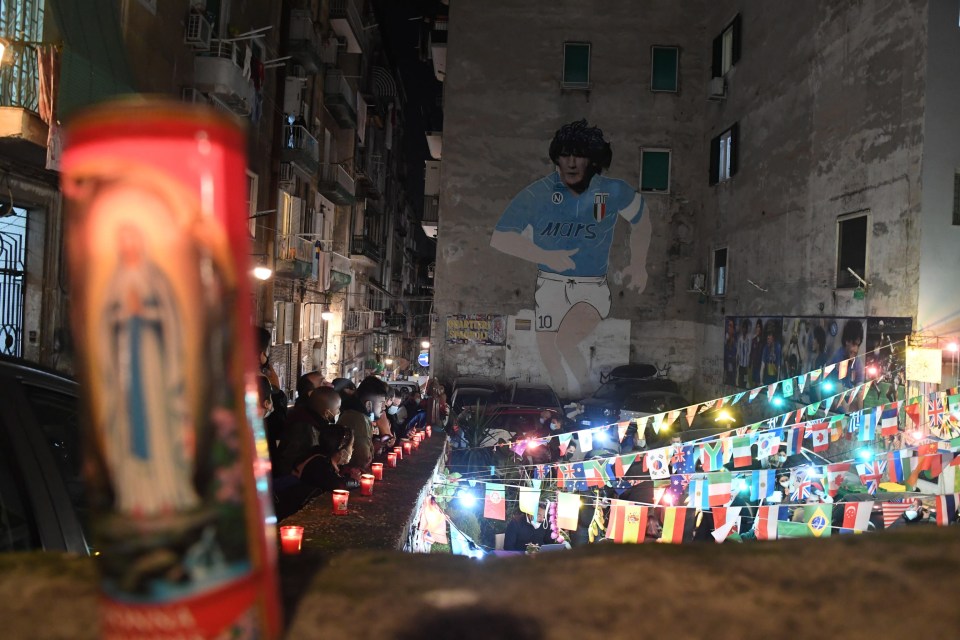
[558,433,573,457]
[825,463,851,497]
[928,394,947,430]
[422,498,448,544]
[646,447,672,479]
[905,399,922,426]
[708,471,733,508]
[685,405,698,427]
[749,387,762,402]
[711,506,742,543]
[606,500,648,543]
[840,501,873,534]
[881,500,913,528]
[732,436,753,468]
[935,494,959,527]
[732,392,746,405]
[879,404,900,436]
[751,469,775,501]
[755,505,780,540]
[777,504,832,538]
[886,450,914,484]
[766,382,779,401]
[781,378,794,399]
[857,410,876,441]
[856,461,886,494]
[617,422,630,443]
[700,442,724,472]
[939,458,960,494]
[756,430,781,459]
[785,426,805,455]
[797,374,807,394]
[688,476,710,509]
[659,507,686,544]
[578,430,593,453]
[518,479,542,516]
[556,492,580,530]
[671,445,697,474]
[838,359,849,380]
[484,483,506,521]
[808,422,830,452]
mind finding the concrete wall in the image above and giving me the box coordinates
[435,0,930,402]
[917,0,960,337]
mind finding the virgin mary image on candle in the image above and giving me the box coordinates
[103,221,198,517]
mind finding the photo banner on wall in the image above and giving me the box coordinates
[723,316,911,390]
[445,314,507,345]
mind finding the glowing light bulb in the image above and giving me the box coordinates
[821,381,835,393]
[458,492,476,508]
[856,448,874,462]
[771,396,785,408]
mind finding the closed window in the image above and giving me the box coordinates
[709,123,739,185]
[713,248,728,296]
[246,170,258,237]
[837,213,868,288]
[640,148,671,193]
[650,46,679,92]
[953,170,960,226]
[712,14,742,77]
[563,42,591,88]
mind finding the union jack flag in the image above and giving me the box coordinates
[789,468,823,502]
[856,460,887,495]
[928,395,947,429]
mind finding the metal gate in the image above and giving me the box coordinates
[0,208,26,357]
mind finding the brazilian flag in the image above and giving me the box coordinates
[777,504,833,538]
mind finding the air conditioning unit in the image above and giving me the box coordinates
[184,12,213,51]
[708,77,726,100]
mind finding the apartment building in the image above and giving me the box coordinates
[430,0,959,400]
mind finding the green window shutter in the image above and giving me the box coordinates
[651,47,678,92]
[641,150,670,192]
[563,42,590,86]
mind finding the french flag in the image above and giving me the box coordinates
[879,404,900,436]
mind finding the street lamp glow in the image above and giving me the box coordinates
[321,311,334,321]
[385,358,394,366]
[252,265,272,280]
[421,340,431,349]
[947,342,959,353]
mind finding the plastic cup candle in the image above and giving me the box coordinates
[394,446,403,460]
[402,441,413,455]
[360,474,375,496]
[411,434,421,449]
[387,452,397,467]
[371,463,383,480]
[426,425,432,438]
[279,526,304,554]
[332,489,350,515]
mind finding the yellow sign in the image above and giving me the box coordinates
[905,347,942,384]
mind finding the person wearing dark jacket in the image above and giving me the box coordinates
[295,425,355,492]
[274,385,340,477]
[503,506,552,551]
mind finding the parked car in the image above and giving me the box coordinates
[450,386,500,415]
[576,366,681,429]
[451,376,502,394]
[448,404,558,474]
[505,381,563,416]
[0,356,88,555]
[386,379,421,396]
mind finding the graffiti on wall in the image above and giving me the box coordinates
[489,120,652,397]
[723,315,912,390]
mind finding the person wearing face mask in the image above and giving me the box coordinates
[503,503,552,552]
[337,376,389,473]
[274,384,340,478]
[294,426,356,493]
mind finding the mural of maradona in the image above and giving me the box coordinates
[490,120,652,397]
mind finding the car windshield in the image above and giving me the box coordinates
[513,388,557,407]
[454,390,494,409]
[592,382,628,400]
[626,393,688,413]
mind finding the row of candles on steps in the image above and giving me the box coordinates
[280,425,432,554]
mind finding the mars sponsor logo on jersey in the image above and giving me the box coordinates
[539,221,598,239]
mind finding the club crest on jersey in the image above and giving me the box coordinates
[552,192,563,205]
[593,193,609,221]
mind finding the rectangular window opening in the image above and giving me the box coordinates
[713,248,728,296]
[710,123,739,185]
[640,148,671,193]
[836,214,868,288]
[563,42,591,88]
[650,46,679,92]
[953,170,960,226]
[712,14,742,78]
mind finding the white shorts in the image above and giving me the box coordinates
[534,271,611,332]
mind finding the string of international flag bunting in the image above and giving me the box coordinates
[414,343,960,551]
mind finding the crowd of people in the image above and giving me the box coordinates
[254,327,446,520]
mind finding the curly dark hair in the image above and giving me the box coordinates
[548,119,612,173]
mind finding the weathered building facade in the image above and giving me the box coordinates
[432,0,955,400]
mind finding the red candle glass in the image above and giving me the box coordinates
[279,526,304,554]
[371,462,384,480]
[387,452,397,467]
[426,425,432,438]
[393,446,403,460]
[411,434,420,449]
[360,474,375,496]
[332,489,350,515]
[402,441,413,455]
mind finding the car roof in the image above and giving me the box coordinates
[512,382,554,390]
[453,376,500,390]
[607,363,658,379]
[0,355,76,388]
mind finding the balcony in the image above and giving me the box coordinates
[0,108,47,168]
[275,234,316,279]
[317,247,353,293]
[351,234,382,265]
[318,163,356,205]
[430,16,448,81]
[323,70,357,129]
[421,196,439,239]
[286,9,324,73]
[193,41,255,117]
[343,309,384,334]
[356,152,385,200]
[329,0,365,54]
[280,123,320,177]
